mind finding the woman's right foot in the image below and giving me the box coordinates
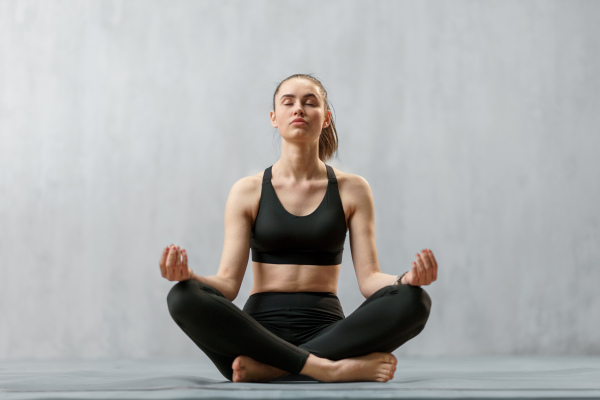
[231,355,289,382]
[302,352,397,382]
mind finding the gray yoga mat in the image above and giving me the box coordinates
[1,356,599,399]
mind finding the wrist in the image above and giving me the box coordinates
[393,271,408,286]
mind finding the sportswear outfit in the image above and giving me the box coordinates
[167,164,432,381]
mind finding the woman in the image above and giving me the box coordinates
[161,74,437,383]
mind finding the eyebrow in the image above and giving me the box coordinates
[279,93,319,101]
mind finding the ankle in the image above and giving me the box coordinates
[327,359,342,381]
[301,354,337,382]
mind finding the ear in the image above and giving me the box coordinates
[322,109,332,128]
[270,110,278,128]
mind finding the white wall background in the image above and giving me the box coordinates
[1,0,599,360]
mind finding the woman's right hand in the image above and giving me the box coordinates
[402,248,437,286]
[160,244,194,282]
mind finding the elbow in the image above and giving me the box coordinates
[218,282,239,302]
[224,280,243,302]
[358,279,376,299]
[214,271,243,302]
[225,289,238,302]
[357,270,387,298]
[359,285,372,299]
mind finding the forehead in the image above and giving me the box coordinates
[277,78,323,99]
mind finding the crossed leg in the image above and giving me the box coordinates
[167,280,431,382]
[231,284,431,382]
[299,284,432,359]
[167,280,308,380]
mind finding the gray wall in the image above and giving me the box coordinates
[1,0,599,360]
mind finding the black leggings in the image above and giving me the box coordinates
[166,280,431,381]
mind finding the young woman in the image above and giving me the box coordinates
[160,74,437,383]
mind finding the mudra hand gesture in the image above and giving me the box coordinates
[402,249,438,286]
[160,244,194,282]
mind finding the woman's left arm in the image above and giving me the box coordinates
[347,175,437,298]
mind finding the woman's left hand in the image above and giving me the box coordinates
[402,249,438,286]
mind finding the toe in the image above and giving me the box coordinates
[235,369,246,382]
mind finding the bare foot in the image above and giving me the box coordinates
[333,353,397,382]
[231,355,290,382]
[301,352,397,382]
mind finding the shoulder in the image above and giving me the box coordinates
[330,166,374,212]
[229,170,263,195]
[331,166,372,194]
[226,169,265,218]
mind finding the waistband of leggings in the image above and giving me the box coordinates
[243,291,342,314]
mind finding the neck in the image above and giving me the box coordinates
[275,142,325,182]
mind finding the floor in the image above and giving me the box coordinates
[1,356,599,400]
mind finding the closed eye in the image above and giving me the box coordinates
[281,101,317,106]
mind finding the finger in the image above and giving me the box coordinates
[175,247,183,280]
[410,262,418,285]
[159,246,169,277]
[429,249,438,281]
[165,245,176,280]
[411,261,420,285]
[416,253,425,284]
[177,246,186,280]
[165,245,174,280]
[422,254,430,285]
[420,249,433,284]
[426,250,436,283]
[182,249,189,278]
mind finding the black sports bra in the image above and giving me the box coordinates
[250,164,348,265]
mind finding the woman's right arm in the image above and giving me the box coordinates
[188,177,255,301]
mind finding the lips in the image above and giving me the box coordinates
[291,118,306,125]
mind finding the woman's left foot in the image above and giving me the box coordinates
[232,355,290,382]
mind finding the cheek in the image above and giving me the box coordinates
[275,108,289,119]
[274,110,289,126]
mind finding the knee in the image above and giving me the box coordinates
[166,279,196,319]
[392,285,432,330]
[412,286,432,327]
[166,279,225,322]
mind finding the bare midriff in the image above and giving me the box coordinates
[250,263,340,295]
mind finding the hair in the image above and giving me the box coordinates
[272,74,339,163]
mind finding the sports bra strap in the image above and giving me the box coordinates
[326,164,337,184]
[262,166,273,184]
[263,164,336,184]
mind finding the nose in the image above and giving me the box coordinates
[293,103,305,116]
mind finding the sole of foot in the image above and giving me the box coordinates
[330,352,397,383]
[231,355,289,383]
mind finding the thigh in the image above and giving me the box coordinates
[299,284,432,360]
[167,280,310,378]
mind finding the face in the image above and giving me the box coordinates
[270,78,331,142]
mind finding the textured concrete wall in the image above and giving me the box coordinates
[1,0,599,360]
